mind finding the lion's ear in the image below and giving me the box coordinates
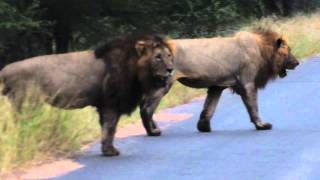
[276,38,285,49]
[135,41,146,56]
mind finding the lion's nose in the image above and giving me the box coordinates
[167,68,174,74]
[287,60,299,69]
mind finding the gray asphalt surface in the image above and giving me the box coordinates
[52,56,320,180]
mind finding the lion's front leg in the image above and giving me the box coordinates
[98,108,120,156]
[140,88,169,136]
[240,83,272,130]
[140,98,162,136]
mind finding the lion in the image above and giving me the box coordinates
[167,28,299,132]
[0,34,174,156]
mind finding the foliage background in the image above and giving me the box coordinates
[0,0,319,68]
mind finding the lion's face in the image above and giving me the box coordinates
[136,41,174,83]
[149,46,174,80]
[276,38,299,78]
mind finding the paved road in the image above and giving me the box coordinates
[53,57,320,180]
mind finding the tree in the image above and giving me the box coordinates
[0,0,319,68]
[0,0,50,68]
[40,0,94,53]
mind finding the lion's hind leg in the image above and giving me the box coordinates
[197,86,224,132]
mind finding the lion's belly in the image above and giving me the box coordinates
[42,81,101,109]
[175,55,240,88]
[40,64,105,108]
[173,39,246,88]
[178,75,237,88]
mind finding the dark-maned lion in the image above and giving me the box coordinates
[0,34,174,156]
[168,28,299,132]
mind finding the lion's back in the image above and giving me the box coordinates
[0,51,107,108]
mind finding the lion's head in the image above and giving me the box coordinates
[134,35,174,85]
[128,35,174,87]
[274,38,299,78]
[253,28,299,79]
[94,34,174,84]
[93,34,174,114]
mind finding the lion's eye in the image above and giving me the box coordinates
[155,55,162,61]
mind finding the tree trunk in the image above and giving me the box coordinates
[54,23,71,53]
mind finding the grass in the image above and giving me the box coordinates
[1,12,320,174]
[0,96,99,173]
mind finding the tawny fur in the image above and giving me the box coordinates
[168,28,299,132]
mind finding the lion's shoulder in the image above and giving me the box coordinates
[234,31,260,44]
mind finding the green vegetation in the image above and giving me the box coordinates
[0,96,99,172]
[1,0,319,68]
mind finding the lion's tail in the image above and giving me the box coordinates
[0,70,9,96]
[0,69,3,84]
[0,70,4,94]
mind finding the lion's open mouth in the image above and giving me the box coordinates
[279,62,299,78]
[154,75,171,85]
[157,76,169,81]
[279,69,287,78]
[155,72,172,80]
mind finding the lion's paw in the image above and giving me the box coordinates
[147,128,162,136]
[197,120,211,132]
[255,122,272,130]
[102,145,120,156]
